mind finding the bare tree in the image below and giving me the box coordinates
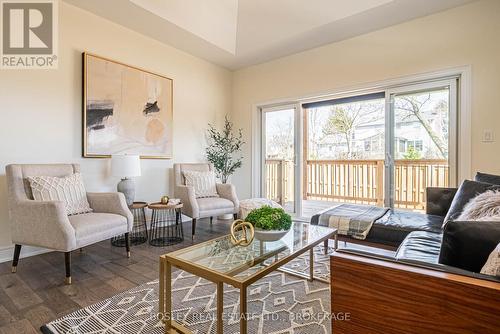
[322,102,383,159]
[396,94,447,158]
[267,116,294,160]
[307,109,324,159]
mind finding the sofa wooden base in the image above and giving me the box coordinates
[330,252,500,334]
[336,235,398,251]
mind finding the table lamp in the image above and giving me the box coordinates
[111,155,141,206]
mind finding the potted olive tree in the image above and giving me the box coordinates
[245,206,292,241]
[206,116,244,219]
[206,116,244,184]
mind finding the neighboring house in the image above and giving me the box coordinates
[312,117,446,160]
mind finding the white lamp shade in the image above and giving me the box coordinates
[111,155,141,177]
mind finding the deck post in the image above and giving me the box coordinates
[277,160,283,205]
[376,160,384,206]
[303,111,308,201]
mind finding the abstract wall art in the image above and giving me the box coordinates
[83,53,173,159]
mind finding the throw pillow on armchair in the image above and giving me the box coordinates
[183,170,218,198]
[27,173,93,215]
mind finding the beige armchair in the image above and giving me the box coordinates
[6,164,133,284]
[173,163,239,237]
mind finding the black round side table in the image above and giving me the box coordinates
[111,202,148,247]
[148,202,184,247]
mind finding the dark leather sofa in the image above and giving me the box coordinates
[311,187,457,249]
[328,173,500,333]
[341,217,500,283]
[312,172,500,278]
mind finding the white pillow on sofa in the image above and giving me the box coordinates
[457,190,500,221]
[28,173,92,216]
[481,242,500,276]
[183,170,218,198]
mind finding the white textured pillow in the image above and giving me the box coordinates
[481,243,500,276]
[457,190,500,221]
[183,170,218,198]
[28,173,92,216]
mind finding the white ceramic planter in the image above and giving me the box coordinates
[254,228,290,242]
[218,213,234,220]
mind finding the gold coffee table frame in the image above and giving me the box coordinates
[159,223,338,334]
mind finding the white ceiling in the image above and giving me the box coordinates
[63,0,475,70]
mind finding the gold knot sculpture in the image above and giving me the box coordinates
[230,219,254,246]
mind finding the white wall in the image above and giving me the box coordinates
[231,0,500,199]
[0,2,232,255]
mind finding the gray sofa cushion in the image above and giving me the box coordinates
[366,210,444,247]
[475,172,500,185]
[395,231,442,263]
[443,180,500,225]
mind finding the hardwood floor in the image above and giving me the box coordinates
[0,218,232,333]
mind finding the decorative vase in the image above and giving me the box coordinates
[117,178,135,207]
[254,228,290,242]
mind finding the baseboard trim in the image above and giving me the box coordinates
[0,245,52,263]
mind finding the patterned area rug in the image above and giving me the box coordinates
[42,246,332,334]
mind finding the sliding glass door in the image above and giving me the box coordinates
[261,105,299,215]
[259,78,458,218]
[303,93,387,215]
[387,79,457,209]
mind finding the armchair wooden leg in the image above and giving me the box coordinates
[192,219,197,239]
[233,213,238,220]
[125,233,131,258]
[210,216,213,225]
[12,244,21,273]
[64,252,71,285]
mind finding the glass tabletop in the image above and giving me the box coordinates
[166,222,336,280]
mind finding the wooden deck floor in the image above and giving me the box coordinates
[284,199,340,219]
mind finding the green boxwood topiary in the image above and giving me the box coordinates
[245,206,292,231]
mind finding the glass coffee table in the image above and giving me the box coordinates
[159,222,337,334]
